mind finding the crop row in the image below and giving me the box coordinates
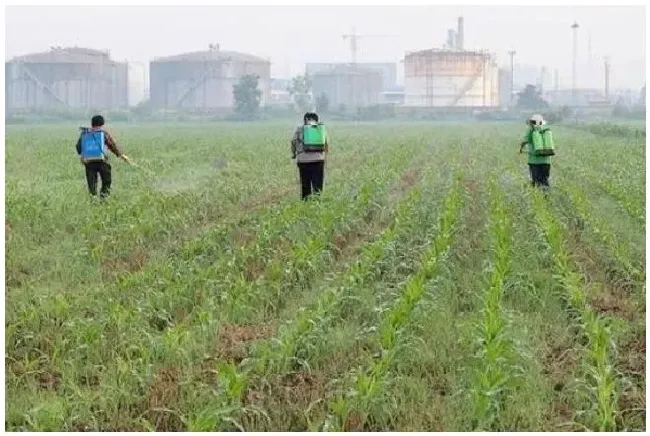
[563,164,644,230]
[554,151,644,230]
[318,173,464,431]
[529,188,619,431]
[5,149,419,431]
[214,162,406,322]
[258,186,426,375]
[182,149,463,431]
[104,151,407,302]
[569,122,646,140]
[151,149,418,325]
[470,176,520,430]
[182,178,433,431]
[556,174,644,283]
[7,157,386,361]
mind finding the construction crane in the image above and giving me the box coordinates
[342,27,392,64]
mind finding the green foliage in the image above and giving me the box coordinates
[233,75,262,120]
[356,104,396,121]
[516,84,549,110]
[315,93,330,114]
[321,176,463,431]
[471,178,520,431]
[572,121,646,139]
[529,186,621,431]
[288,74,312,113]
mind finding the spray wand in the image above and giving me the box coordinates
[120,154,156,177]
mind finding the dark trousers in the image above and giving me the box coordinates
[85,161,112,198]
[297,161,324,200]
[529,164,550,188]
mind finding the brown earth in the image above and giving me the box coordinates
[145,366,183,431]
[216,323,275,364]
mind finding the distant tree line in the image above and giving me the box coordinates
[5,79,645,124]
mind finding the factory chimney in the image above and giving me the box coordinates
[457,16,464,50]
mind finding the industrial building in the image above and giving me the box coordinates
[380,85,405,105]
[311,64,384,109]
[5,47,128,112]
[498,68,512,107]
[544,89,609,107]
[149,45,271,110]
[306,62,397,90]
[403,17,499,108]
[269,78,292,105]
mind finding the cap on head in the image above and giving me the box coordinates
[91,115,105,127]
[528,113,545,126]
[304,112,319,123]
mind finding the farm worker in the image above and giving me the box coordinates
[75,115,130,199]
[519,113,555,190]
[291,112,329,200]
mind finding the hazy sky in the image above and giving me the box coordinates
[5,5,646,101]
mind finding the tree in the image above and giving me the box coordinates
[233,75,262,120]
[131,99,153,117]
[315,93,329,114]
[288,74,312,113]
[516,84,549,110]
[613,96,631,117]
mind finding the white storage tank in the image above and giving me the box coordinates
[5,46,128,111]
[149,45,271,110]
[404,49,499,108]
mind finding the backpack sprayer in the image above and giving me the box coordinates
[519,115,555,156]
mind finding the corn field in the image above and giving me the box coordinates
[5,121,645,431]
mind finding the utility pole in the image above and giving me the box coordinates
[571,21,579,103]
[553,69,559,106]
[537,66,547,92]
[508,50,516,107]
[604,56,611,102]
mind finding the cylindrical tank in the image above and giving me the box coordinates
[311,64,383,109]
[404,49,499,108]
[5,47,128,111]
[149,47,271,110]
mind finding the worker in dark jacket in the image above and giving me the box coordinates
[291,112,329,200]
[75,115,129,199]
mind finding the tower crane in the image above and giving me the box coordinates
[342,27,393,64]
